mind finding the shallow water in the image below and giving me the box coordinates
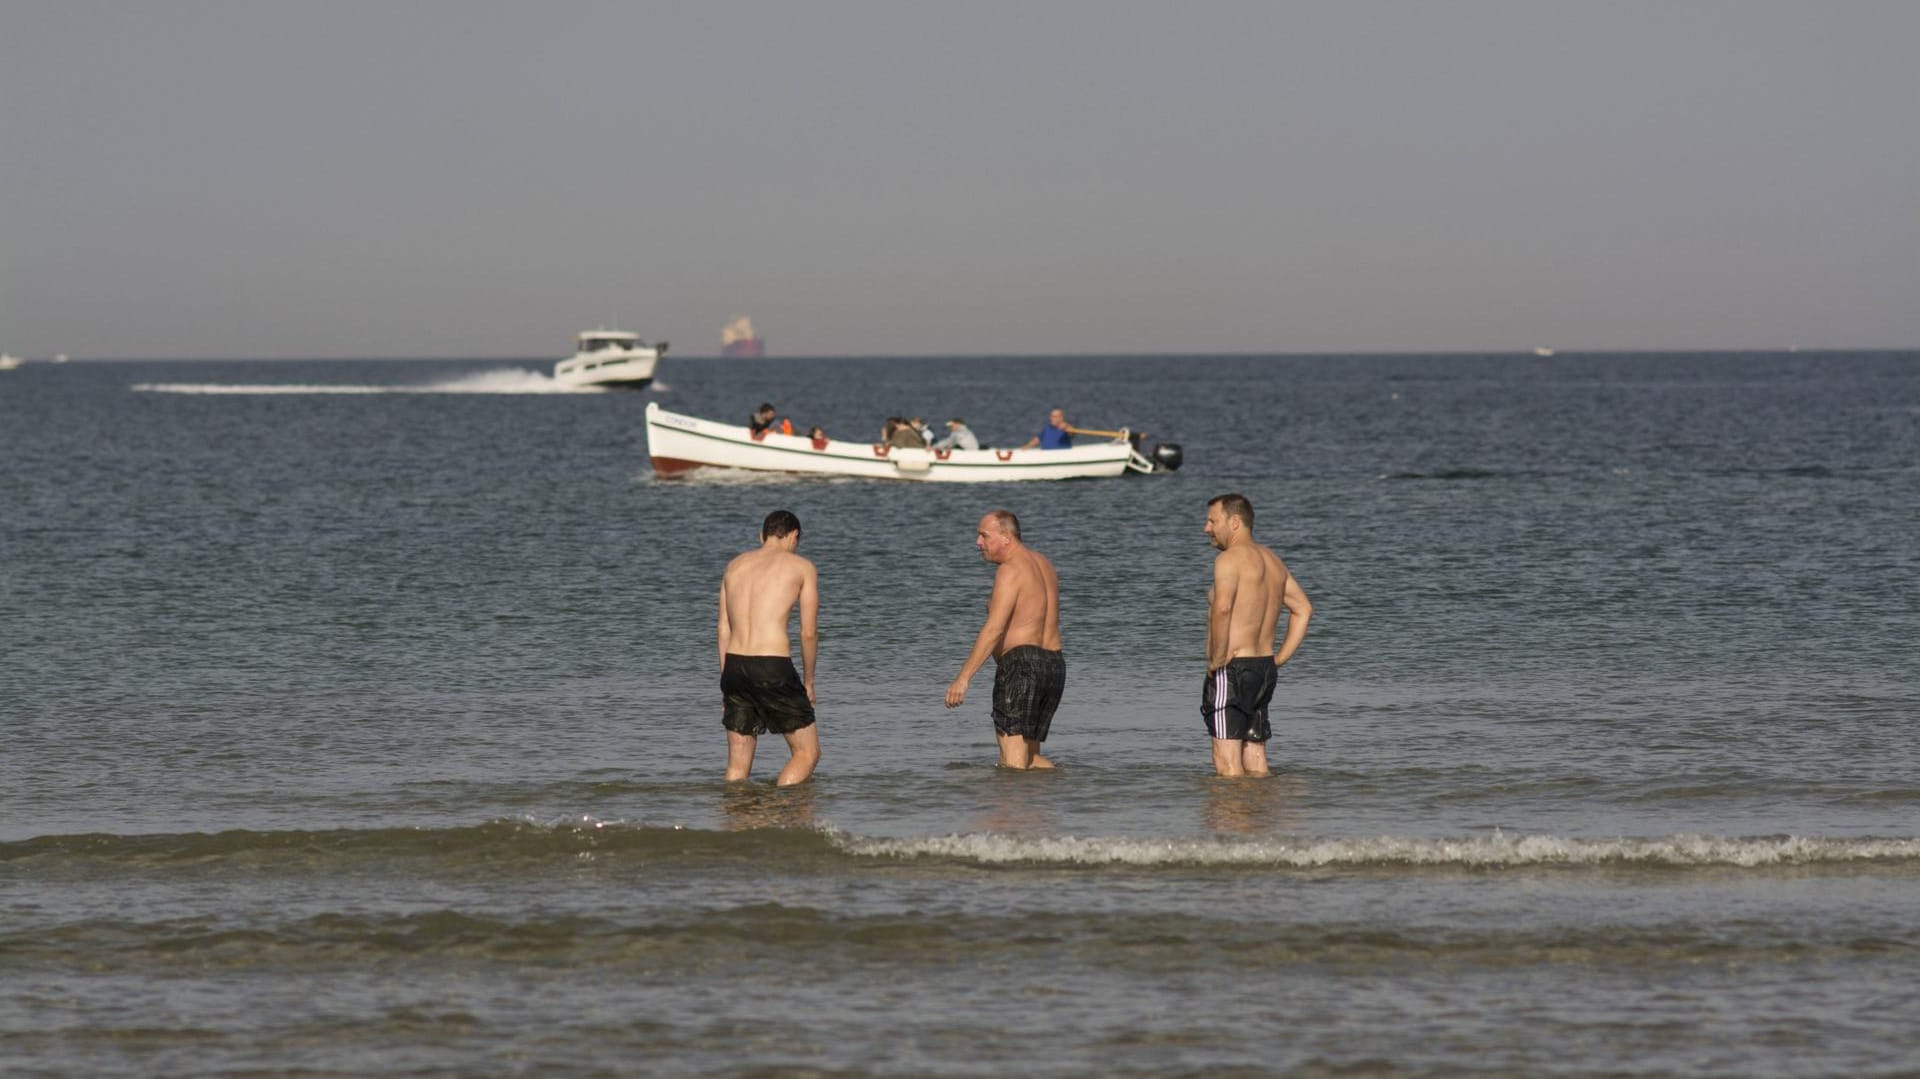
[4,352,1919,1076]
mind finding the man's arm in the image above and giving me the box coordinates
[1207,556,1239,671]
[798,563,820,704]
[1273,575,1313,667]
[717,579,730,672]
[946,567,1018,707]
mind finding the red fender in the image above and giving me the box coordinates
[934,448,952,461]
[872,444,891,457]
[996,450,1014,461]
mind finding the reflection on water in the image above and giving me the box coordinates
[971,767,1061,835]
[1203,774,1308,834]
[721,782,817,830]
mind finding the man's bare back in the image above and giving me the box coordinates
[716,510,820,786]
[989,546,1061,656]
[720,548,815,660]
[1209,542,1289,664]
[946,511,1066,770]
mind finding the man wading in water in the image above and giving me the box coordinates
[717,509,820,785]
[945,510,1065,770]
[1202,493,1312,778]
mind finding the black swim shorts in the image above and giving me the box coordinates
[721,654,816,736]
[991,645,1066,741]
[1201,656,1277,743]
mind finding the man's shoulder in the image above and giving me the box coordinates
[1215,544,1262,572]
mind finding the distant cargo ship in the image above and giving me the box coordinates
[721,315,766,358]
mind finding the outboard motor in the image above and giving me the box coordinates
[1151,443,1184,471]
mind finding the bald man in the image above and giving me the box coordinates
[945,510,1065,769]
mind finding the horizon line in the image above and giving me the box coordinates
[21,346,1920,363]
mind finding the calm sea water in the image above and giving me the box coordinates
[3,352,1918,1077]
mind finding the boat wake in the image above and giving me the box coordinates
[130,369,608,395]
[639,467,861,487]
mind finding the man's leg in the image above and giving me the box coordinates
[997,732,1037,769]
[776,725,820,786]
[726,731,758,782]
[1211,737,1246,777]
[1024,738,1055,770]
[1240,740,1271,778]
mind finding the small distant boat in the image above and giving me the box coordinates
[645,403,1178,483]
[720,315,765,358]
[0,353,24,371]
[1533,347,1556,357]
[553,329,667,390]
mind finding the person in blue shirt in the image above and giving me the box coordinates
[1022,408,1073,450]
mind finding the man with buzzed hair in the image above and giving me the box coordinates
[945,510,1066,769]
[718,509,820,785]
[1202,493,1313,777]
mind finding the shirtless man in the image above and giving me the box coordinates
[1203,493,1313,778]
[717,509,820,785]
[945,510,1065,770]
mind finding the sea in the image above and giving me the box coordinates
[3,351,1918,1078]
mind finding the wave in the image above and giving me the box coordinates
[129,369,605,395]
[8,821,1920,873]
[835,831,1920,868]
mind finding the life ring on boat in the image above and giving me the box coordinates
[996,450,1014,461]
[872,444,891,457]
[934,448,952,460]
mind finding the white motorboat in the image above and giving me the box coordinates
[0,353,24,371]
[645,402,1178,482]
[554,329,666,390]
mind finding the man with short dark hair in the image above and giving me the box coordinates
[1202,493,1312,778]
[749,403,777,435]
[945,510,1065,769]
[718,509,821,785]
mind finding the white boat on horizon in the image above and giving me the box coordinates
[645,402,1175,482]
[554,329,666,390]
[0,353,24,371]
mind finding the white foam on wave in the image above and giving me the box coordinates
[131,368,605,395]
[833,831,1920,868]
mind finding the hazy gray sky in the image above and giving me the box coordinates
[3,1,1916,358]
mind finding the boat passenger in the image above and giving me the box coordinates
[750,403,792,436]
[932,418,980,452]
[1021,408,1073,450]
[884,417,925,449]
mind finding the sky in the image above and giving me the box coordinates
[2,1,1916,358]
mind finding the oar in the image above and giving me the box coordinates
[1065,424,1134,439]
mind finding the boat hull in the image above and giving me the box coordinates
[554,349,661,390]
[645,403,1137,482]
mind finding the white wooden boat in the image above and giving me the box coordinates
[646,402,1168,482]
[554,329,666,389]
